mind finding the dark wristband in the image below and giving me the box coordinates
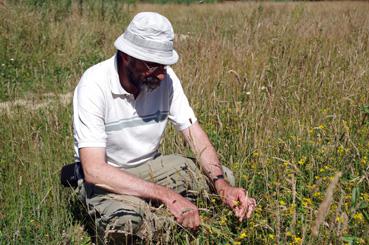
[213,174,224,183]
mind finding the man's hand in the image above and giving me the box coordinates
[163,191,200,230]
[217,183,256,221]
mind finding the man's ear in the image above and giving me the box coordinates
[117,51,128,63]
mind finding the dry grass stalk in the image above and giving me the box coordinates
[0,92,72,112]
[311,171,342,237]
[291,174,297,232]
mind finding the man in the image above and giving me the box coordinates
[73,12,256,243]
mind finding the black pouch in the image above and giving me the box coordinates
[60,162,84,188]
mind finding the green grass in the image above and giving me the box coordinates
[1,1,369,244]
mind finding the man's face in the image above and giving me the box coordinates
[126,56,166,91]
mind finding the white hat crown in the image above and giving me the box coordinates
[114,12,178,65]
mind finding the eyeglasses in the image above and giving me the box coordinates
[141,60,167,74]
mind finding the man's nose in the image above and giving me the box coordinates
[156,73,166,81]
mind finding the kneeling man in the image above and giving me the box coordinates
[72,12,256,243]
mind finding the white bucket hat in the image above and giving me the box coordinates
[114,12,179,65]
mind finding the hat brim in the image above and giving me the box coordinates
[114,34,179,66]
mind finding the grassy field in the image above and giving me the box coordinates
[1,1,369,244]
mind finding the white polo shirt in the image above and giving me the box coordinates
[73,54,197,168]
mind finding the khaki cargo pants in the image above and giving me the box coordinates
[77,154,235,244]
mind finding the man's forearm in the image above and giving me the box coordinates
[182,123,256,220]
[80,148,175,205]
[181,122,230,191]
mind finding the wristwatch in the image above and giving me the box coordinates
[212,174,224,183]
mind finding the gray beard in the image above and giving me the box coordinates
[126,65,162,92]
[142,76,161,91]
[130,75,161,92]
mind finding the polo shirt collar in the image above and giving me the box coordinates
[110,53,130,96]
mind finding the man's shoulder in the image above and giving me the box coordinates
[80,57,114,84]
[76,57,114,94]
[165,67,180,85]
[83,56,114,79]
[165,67,183,90]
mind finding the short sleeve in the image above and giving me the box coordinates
[167,68,197,131]
[73,73,107,149]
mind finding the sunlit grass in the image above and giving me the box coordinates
[1,1,369,244]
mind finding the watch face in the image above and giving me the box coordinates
[213,175,225,182]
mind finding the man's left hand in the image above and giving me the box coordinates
[218,185,256,221]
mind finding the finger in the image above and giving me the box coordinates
[238,189,246,204]
[238,191,248,211]
[246,204,255,219]
[234,206,242,218]
[239,206,248,222]
[182,215,190,228]
[179,208,193,227]
[187,211,196,229]
[245,198,256,219]
[176,213,184,224]
[239,192,252,218]
[235,205,247,222]
[193,211,200,230]
[236,208,243,222]
[183,210,197,229]
[246,207,253,219]
[237,201,249,221]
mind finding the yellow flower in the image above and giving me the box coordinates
[313,192,321,199]
[288,204,296,215]
[302,198,312,208]
[233,200,240,206]
[336,216,344,223]
[298,157,306,166]
[361,193,369,202]
[239,231,247,239]
[360,156,367,166]
[233,242,241,245]
[337,145,345,155]
[219,216,227,225]
[293,236,302,245]
[279,200,286,206]
[268,234,275,240]
[318,124,325,130]
[353,212,364,223]
[255,206,262,214]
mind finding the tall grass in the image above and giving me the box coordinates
[1,1,369,244]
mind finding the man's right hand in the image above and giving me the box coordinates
[162,191,200,230]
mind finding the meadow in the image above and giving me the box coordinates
[1,0,369,244]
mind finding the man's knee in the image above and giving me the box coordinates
[98,211,143,243]
[84,191,146,243]
[163,155,236,187]
[175,155,236,187]
[159,154,209,193]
